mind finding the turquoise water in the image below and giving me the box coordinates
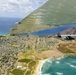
[41,56,76,75]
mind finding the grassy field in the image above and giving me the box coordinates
[11,69,25,75]
[57,44,74,53]
[11,50,38,75]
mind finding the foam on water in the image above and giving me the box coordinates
[55,61,60,64]
[40,56,76,75]
[38,59,49,75]
[39,56,64,75]
[56,72,63,75]
[66,63,76,68]
[56,56,65,60]
[38,58,54,75]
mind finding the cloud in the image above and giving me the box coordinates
[34,0,41,4]
[0,0,34,13]
[34,0,47,5]
[0,0,46,17]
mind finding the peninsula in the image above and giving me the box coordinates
[0,0,76,75]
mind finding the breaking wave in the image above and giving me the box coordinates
[39,56,76,75]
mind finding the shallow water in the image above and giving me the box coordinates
[41,56,76,75]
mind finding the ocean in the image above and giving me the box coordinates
[0,17,21,35]
[40,56,76,75]
[0,17,76,36]
[0,17,76,75]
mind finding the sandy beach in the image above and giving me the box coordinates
[33,59,47,75]
[33,50,64,75]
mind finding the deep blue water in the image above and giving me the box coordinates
[41,56,76,75]
[0,17,21,35]
[31,24,76,36]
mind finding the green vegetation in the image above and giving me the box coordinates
[17,50,39,75]
[18,58,32,63]
[11,69,25,75]
[9,0,76,35]
[57,44,75,53]
[9,44,18,48]
[25,71,31,75]
[18,58,37,75]
[26,45,31,50]
[23,51,34,57]
[60,49,74,53]
[29,61,36,69]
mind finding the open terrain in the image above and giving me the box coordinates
[0,35,76,75]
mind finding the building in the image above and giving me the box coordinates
[59,28,76,40]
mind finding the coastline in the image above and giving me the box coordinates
[33,50,64,75]
[34,56,76,75]
[33,59,47,75]
[33,55,75,75]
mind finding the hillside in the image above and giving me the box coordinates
[60,28,76,35]
[9,0,76,35]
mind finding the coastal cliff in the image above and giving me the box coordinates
[9,0,76,35]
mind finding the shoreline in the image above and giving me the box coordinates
[34,55,76,75]
[33,56,64,75]
[33,59,47,75]
[33,50,64,75]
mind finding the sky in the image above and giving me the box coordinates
[0,0,47,18]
